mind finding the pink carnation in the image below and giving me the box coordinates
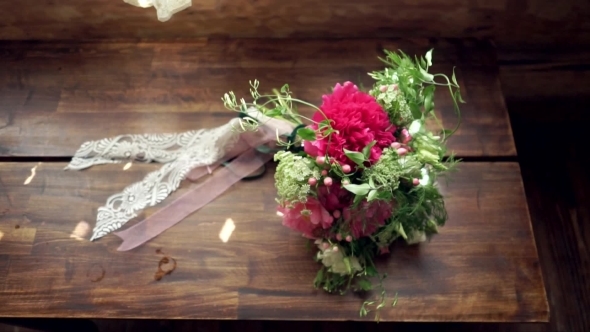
[279,198,333,239]
[304,82,396,165]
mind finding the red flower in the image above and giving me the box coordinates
[304,82,396,165]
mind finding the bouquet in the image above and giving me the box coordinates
[222,49,463,296]
[68,49,462,315]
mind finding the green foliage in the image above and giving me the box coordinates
[368,49,464,139]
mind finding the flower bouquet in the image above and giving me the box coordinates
[68,48,462,314]
[222,49,463,297]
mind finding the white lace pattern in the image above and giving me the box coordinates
[67,120,241,240]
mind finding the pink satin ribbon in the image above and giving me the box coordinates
[113,121,290,251]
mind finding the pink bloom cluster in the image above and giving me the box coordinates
[280,183,392,240]
[304,82,396,165]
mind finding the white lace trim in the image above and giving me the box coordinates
[124,0,192,22]
[67,120,241,240]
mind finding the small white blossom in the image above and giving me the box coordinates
[316,244,362,276]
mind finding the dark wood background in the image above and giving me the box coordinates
[0,0,589,49]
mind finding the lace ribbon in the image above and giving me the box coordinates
[66,110,294,247]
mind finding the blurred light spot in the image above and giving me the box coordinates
[219,218,236,243]
[276,211,284,217]
[123,162,133,170]
[23,163,41,185]
[70,221,90,241]
[0,231,4,241]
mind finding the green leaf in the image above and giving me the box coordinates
[297,128,316,141]
[367,189,378,202]
[343,257,352,274]
[313,268,325,288]
[419,67,434,82]
[425,49,433,67]
[264,108,282,118]
[451,68,458,86]
[365,264,378,277]
[344,148,366,166]
[368,177,375,189]
[280,84,289,93]
[455,90,466,103]
[358,279,373,291]
[409,102,422,120]
[344,183,371,196]
[362,141,376,159]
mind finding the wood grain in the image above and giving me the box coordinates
[0,39,515,158]
[0,0,589,49]
[0,162,547,321]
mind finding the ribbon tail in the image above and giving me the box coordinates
[113,149,272,251]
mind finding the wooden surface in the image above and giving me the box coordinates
[0,39,515,158]
[499,47,590,103]
[508,100,590,332]
[0,39,548,324]
[0,0,589,49]
[0,162,547,321]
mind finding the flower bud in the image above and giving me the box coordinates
[342,164,351,173]
[316,156,325,165]
[412,178,420,186]
[308,177,317,185]
[391,142,401,149]
[397,147,408,156]
[346,235,352,242]
[333,210,341,218]
[321,170,328,176]
[324,177,333,186]
[336,233,342,241]
[379,85,388,92]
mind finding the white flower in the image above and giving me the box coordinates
[419,167,431,186]
[406,230,427,245]
[408,120,422,136]
[316,244,362,276]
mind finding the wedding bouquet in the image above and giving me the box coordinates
[222,49,463,295]
[68,49,462,309]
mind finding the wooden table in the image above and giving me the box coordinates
[0,39,548,322]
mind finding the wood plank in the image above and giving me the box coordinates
[499,47,590,102]
[0,39,515,158]
[0,0,589,49]
[0,162,547,321]
[509,104,590,332]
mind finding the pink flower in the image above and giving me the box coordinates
[344,201,393,239]
[279,198,333,239]
[317,183,352,212]
[304,82,396,165]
